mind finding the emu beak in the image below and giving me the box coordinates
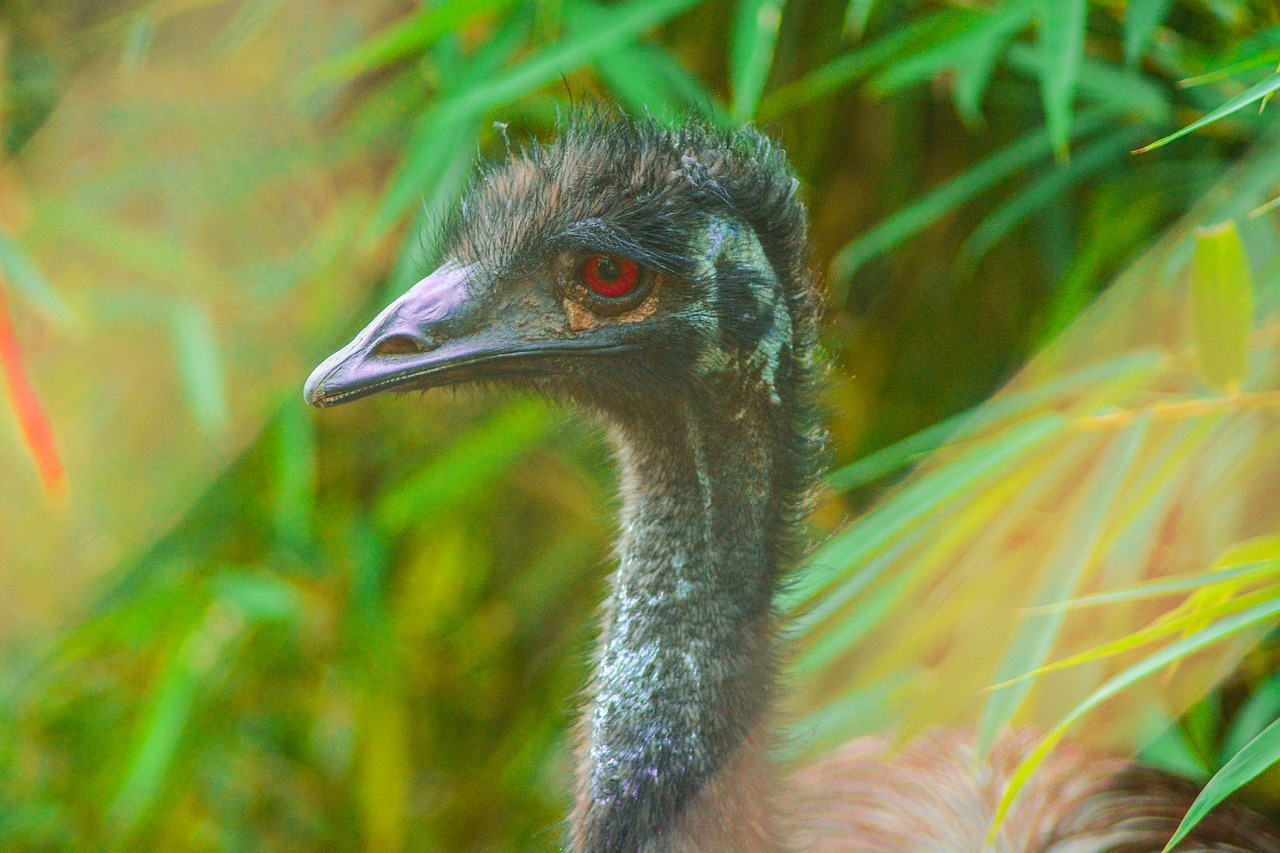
[304,264,483,408]
[304,263,638,408]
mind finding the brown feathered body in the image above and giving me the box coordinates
[306,114,1280,852]
[793,730,1280,852]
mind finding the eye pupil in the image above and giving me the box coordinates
[583,255,640,298]
[596,257,620,281]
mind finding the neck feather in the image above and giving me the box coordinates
[570,374,816,852]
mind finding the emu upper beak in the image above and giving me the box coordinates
[304,264,478,408]
[303,263,637,408]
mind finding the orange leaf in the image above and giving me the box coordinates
[0,284,66,499]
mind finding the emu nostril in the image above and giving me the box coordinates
[372,334,432,357]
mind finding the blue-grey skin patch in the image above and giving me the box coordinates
[692,218,793,407]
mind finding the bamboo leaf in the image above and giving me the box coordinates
[1136,71,1280,153]
[952,21,1012,126]
[168,301,230,436]
[0,284,65,496]
[874,0,1035,94]
[310,0,522,84]
[1039,560,1280,611]
[369,0,703,236]
[978,415,1148,750]
[435,0,703,120]
[782,413,1068,614]
[759,11,965,119]
[1036,0,1087,160]
[1005,42,1170,122]
[375,401,553,536]
[273,402,317,547]
[0,231,78,330]
[843,0,877,37]
[109,602,244,838]
[831,107,1115,286]
[1223,670,1280,759]
[827,349,1162,492]
[962,127,1146,263]
[1191,221,1256,391]
[990,597,1280,840]
[365,10,530,241]
[730,0,785,122]
[1162,717,1280,851]
[1124,0,1172,67]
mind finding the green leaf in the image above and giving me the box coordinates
[759,11,966,119]
[962,127,1145,263]
[730,0,785,122]
[211,572,302,623]
[1005,42,1170,122]
[310,0,522,84]
[273,402,317,547]
[874,0,1035,94]
[990,596,1280,840]
[1036,0,1087,160]
[1223,669,1280,760]
[375,401,553,536]
[1137,72,1280,153]
[1042,560,1280,611]
[365,10,530,241]
[368,0,703,236]
[573,0,725,124]
[830,107,1115,287]
[952,21,1013,126]
[109,602,244,837]
[1191,220,1256,391]
[0,231,78,331]
[843,0,878,38]
[169,301,230,436]
[1124,0,1172,67]
[435,0,704,120]
[978,415,1148,751]
[1163,717,1280,851]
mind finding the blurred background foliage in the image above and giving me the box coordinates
[2,0,1280,850]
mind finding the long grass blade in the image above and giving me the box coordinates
[309,0,521,84]
[782,413,1067,614]
[1136,71,1280,153]
[730,0,785,122]
[989,597,1280,840]
[873,0,1035,94]
[977,414,1148,751]
[1162,717,1280,851]
[759,11,961,119]
[827,349,1163,492]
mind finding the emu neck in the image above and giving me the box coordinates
[571,394,795,853]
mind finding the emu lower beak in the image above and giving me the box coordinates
[303,263,638,408]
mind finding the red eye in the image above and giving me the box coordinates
[582,255,640,298]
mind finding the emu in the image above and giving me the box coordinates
[305,116,1280,852]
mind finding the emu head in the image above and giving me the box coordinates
[304,117,816,421]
